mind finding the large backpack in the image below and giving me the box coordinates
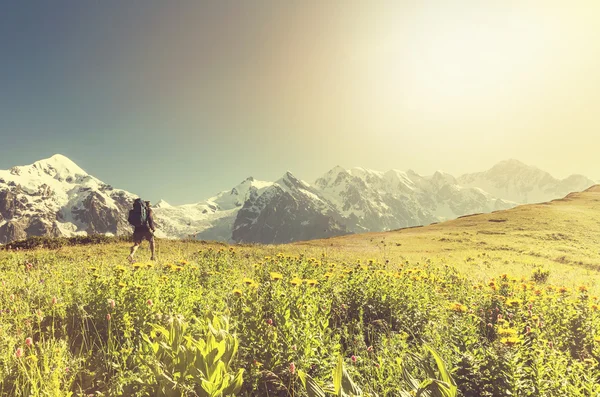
[128,198,148,228]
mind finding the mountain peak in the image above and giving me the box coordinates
[37,154,86,174]
[155,199,171,208]
[276,171,309,190]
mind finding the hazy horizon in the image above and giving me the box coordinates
[1,1,599,204]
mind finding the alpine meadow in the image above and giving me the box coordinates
[2,186,600,395]
[2,1,600,396]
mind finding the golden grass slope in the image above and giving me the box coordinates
[295,185,600,292]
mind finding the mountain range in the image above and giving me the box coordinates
[0,155,595,245]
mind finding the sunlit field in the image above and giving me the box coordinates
[1,186,599,396]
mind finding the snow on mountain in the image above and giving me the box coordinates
[231,172,347,244]
[0,155,594,245]
[0,154,135,243]
[152,177,273,242]
[458,159,596,204]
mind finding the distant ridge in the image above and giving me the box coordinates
[0,156,595,244]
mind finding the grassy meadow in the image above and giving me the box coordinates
[1,186,600,396]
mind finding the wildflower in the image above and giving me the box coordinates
[351,355,357,363]
[448,303,467,313]
[242,277,255,286]
[107,299,115,309]
[558,287,568,294]
[147,299,153,307]
[106,314,111,321]
[232,288,243,297]
[578,285,588,293]
[119,282,127,288]
[290,277,303,286]
[10,294,14,301]
[25,337,33,347]
[525,326,531,334]
[305,279,318,287]
[367,346,373,352]
[498,327,517,337]
[52,297,57,305]
[506,298,521,308]
[289,362,296,374]
[15,348,23,358]
[270,272,283,281]
[500,336,522,346]
[266,319,273,326]
[291,344,297,351]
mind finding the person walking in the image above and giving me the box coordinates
[127,199,157,262]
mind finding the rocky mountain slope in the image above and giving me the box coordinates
[0,155,135,244]
[0,155,594,245]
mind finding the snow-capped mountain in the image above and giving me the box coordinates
[0,155,595,245]
[232,172,348,244]
[458,159,596,204]
[314,166,514,233]
[0,154,135,244]
[152,177,272,242]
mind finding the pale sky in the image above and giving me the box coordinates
[0,1,598,204]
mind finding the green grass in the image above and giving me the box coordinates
[1,186,599,396]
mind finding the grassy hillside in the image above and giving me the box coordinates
[1,186,599,396]
[300,185,600,293]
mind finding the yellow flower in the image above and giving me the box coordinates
[132,263,143,269]
[558,287,569,294]
[578,285,589,293]
[242,277,256,286]
[448,303,467,313]
[497,327,517,337]
[324,272,333,279]
[118,282,127,288]
[506,298,522,308]
[233,288,243,297]
[500,336,522,346]
[305,279,318,287]
[270,272,283,281]
[290,277,303,286]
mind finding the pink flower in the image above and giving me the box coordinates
[10,294,14,301]
[52,297,58,305]
[266,319,273,326]
[25,337,33,347]
[147,299,153,307]
[107,299,115,309]
[497,314,502,320]
[106,314,111,321]
[15,348,23,358]
[291,344,297,351]
[289,362,296,374]
[351,355,357,363]
[526,326,531,334]
[374,363,380,369]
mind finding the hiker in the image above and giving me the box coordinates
[127,199,156,262]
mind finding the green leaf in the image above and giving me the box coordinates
[333,355,343,396]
